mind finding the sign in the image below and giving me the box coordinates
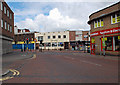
[90,27,120,37]
[118,36,120,40]
[102,37,107,41]
[91,38,95,43]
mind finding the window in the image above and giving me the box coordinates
[53,36,56,39]
[48,36,50,39]
[1,19,3,28]
[117,12,120,23]
[1,2,3,11]
[111,12,120,24]
[63,35,66,38]
[58,35,61,38]
[38,36,43,41]
[94,19,104,28]
[10,13,12,19]
[7,10,9,17]
[5,21,7,30]
[4,6,6,14]
[58,42,64,47]
[10,26,12,32]
[105,37,112,51]
[45,43,51,47]
[8,24,9,31]
[114,36,120,51]
[52,42,57,47]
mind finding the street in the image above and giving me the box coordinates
[2,50,118,83]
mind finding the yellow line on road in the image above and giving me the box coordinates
[0,69,20,81]
[30,54,36,59]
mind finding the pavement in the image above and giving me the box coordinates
[2,50,118,83]
[1,50,35,77]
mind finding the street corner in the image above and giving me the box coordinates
[0,69,20,82]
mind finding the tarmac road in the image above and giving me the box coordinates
[2,50,118,83]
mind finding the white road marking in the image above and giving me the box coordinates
[64,56,102,66]
[81,60,102,66]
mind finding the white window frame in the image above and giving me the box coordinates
[8,24,9,31]
[5,21,7,30]
[10,13,12,19]
[1,2,3,11]
[7,10,9,17]
[1,19,3,28]
[4,6,6,14]
[10,26,12,32]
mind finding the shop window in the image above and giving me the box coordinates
[105,37,112,51]
[52,42,57,47]
[58,42,64,47]
[45,43,51,47]
[114,36,120,51]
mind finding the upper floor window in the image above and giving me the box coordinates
[4,6,6,14]
[5,21,7,30]
[48,36,50,39]
[10,13,12,19]
[7,10,9,17]
[111,12,120,24]
[63,35,66,38]
[8,24,9,31]
[58,35,61,38]
[53,36,56,39]
[94,19,104,28]
[1,2,3,11]
[10,26,12,32]
[1,19,3,28]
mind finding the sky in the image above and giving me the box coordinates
[6,0,120,32]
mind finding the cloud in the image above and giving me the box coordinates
[16,8,83,32]
[13,2,118,32]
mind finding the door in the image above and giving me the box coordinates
[91,44,95,54]
[64,42,69,49]
[91,38,95,55]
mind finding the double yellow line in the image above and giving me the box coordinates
[0,69,20,81]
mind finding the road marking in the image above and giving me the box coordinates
[81,60,102,66]
[30,54,36,59]
[65,57,74,60]
[0,69,20,81]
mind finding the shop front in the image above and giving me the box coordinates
[90,27,120,56]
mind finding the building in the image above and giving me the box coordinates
[14,26,30,34]
[35,30,90,50]
[88,2,120,56]
[13,32,37,50]
[0,1,14,54]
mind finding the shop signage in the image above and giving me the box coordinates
[90,27,120,37]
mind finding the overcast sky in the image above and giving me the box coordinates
[6,0,119,32]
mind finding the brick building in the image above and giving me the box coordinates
[0,1,14,54]
[88,2,120,56]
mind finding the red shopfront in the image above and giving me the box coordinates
[90,27,120,55]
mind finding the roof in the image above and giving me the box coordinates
[89,1,120,18]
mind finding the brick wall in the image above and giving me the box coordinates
[69,31,75,41]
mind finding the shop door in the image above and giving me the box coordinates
[91,44,95,54]
[91,38,95,55]
[64,42,69,49]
